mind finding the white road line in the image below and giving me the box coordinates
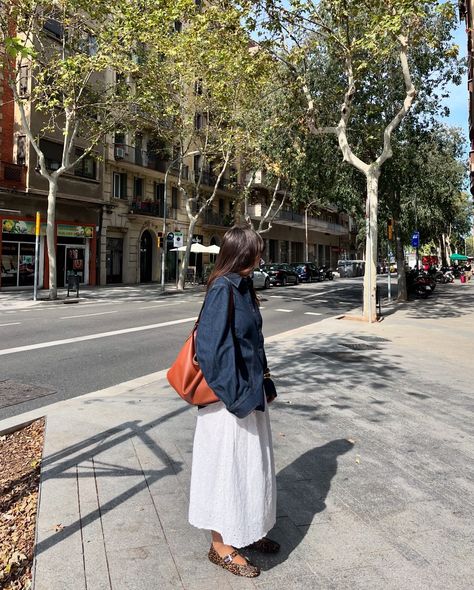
[290,297,302,300]
[269,295,284,298]
[304,312,322,316]
[315,300,328,303]
[60,310,119,320]
[139,305,165,310]
[0,316,197,357]
[275,309,294,313]
[0,322,21,327]
[4,311,17,314]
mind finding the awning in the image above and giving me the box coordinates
[450,253,468,261]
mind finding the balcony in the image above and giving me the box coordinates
[0,162,27,189]
[203,210,232,227]
[113,144,189,179]
[248,204,348,236]
[194,169,230,190]
[129,198,164,217]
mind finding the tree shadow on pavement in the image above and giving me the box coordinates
[401,284,474,320]
[34,405,189,557]
[246,439,355,570]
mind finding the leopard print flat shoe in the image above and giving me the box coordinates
[208,545,260,577]
[245,537,280,554]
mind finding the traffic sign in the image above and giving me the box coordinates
[411,231,420,248]
[173,231,183,248]
[167,232,174,240]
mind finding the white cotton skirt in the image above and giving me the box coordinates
[188,400,276,548]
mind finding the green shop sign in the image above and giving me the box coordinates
[57,224,94,238]
[2,219,46,235]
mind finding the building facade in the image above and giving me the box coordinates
[1,20,357,292]
[460,0,474,196]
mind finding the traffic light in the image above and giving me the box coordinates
[157,233,163,248]
[387,219,393,241]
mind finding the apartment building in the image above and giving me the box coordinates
[0,18,101,291]
[460,0,474,196]
[1,14,356,292]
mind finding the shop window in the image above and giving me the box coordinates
[74,149,97,179]
[113,172,127,198]
[134,177,143,198]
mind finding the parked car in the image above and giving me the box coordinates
[262,263,299,286]
[291,262,320,282]
[251,267,271,289]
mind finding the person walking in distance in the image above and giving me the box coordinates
[188,225,278,578]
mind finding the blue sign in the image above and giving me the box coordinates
[411,231,420,248]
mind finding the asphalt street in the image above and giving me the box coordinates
[0,278,371,420]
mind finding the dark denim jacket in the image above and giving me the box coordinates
[196,273,268,419]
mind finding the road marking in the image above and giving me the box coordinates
[269,295,284,298]
[0,322,21,327]
[315,300,328,303]
[0,316,197,356]
[4,311,17,314]
[304,312,322,316]
[275,308,294,313]
[290,297,302,300]
[60,311,119,320]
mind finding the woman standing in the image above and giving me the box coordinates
[188,225,278,578]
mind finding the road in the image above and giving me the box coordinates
[0,278,368,420]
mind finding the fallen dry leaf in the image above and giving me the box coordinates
[53,524,64,533]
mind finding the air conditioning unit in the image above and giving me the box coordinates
[115,147,125,159]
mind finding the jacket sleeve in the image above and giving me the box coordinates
[196,281,251,414]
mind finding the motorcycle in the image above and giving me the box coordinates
[406,269,433,298]
[320,265,334,280]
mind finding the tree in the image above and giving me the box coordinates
[251,0,461,320]
[1,0,177,298]
[140,1,272,289]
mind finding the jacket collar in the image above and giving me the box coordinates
[225,272,249,289]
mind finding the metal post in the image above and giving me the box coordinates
[33,211,40,301]
[161,166,170,293]
[304,208,308,262]
[387,243,391,302]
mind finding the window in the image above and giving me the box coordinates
[134,177,143,198]
[113,172,127,199]
[74,149,96,179]
[115,132,125,145]
[193,154,201,172]
[174,20,182,33]
[194,79,203,95]
[171,186,179,210]
[43,18,63,40]
[39,138,63,171]
[219,198,225,215]
[18,64,28,96]
[195,113,202,130]
[16,136,26,166]
[154,182,165,217]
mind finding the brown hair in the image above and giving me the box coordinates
[207,225,264,303]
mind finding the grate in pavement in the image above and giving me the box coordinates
[339,342,379,351]
[0,379,57,409]
[355,335,390,343]
[311,351,367,363]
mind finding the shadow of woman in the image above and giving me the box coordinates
[247,438,354,570]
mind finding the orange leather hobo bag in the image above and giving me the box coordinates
[167,283,234,406]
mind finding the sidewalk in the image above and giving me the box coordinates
[1,282,473,589]
[0,283,206,311]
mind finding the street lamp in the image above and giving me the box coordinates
[160,150,200,293]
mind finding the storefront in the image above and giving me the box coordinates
[1,218,45,289]
[0,217,96,289]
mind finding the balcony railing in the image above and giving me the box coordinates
[203,210,232,227]
[194,169,230,190]
[129,198,164,217]
[0,161,27,189]
[113,144,189,179]
[248,204,347,236]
